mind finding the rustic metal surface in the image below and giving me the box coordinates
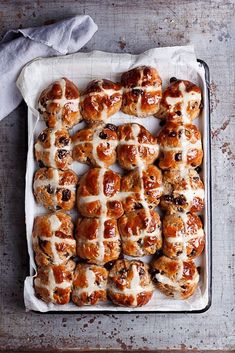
[0,0,234,352]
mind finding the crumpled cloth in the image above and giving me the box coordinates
[0,15,98,120]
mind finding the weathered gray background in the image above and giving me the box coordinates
[0,0,234,352]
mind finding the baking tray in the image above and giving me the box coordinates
[18,47,212,313]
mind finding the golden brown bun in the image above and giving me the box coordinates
[72,124,118,167]
[72,264,108,306]
[151,256,199,299]
[35,128,72,170]
[120,165,162,212]
[77,168,124,218]
[162,212,205,260]
[34,261,75,304]
[161,168,204,213]
[121,66,162,117]
[33,212,76,266]
[156,79,202,123]
[33,167,78,211]
[80,79,122,125]
[38,77,81,129]
[158,122,203,169]
[118,209,162,256]
[76,217,121,265]
[117,123,159,170]
[107,259,153,307]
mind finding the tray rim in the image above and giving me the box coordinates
[27,58,212,315]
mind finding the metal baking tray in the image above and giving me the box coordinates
[19,49,212,313]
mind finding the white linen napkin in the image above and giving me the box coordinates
[0,15,98,120]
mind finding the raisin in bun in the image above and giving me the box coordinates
[118,209,162,257]
[158,122,203,169]
[72,264,108,306]
[34,261,75,304]
[120,165,162,212]
[162,212,205,260]
[107,260,153,307]
[117,123,159,170]
[76,217,121,265]
[72,124,118,167]
[77,168,123,219]
[151,256,199,299]
[161,168,204,213]
[38,77,81,129]
[121,66,162,117]
[32,212,76,267]
[80,79,122,125]
[35,128,72,170]
[33,168,78,211]
[157,79,202,123]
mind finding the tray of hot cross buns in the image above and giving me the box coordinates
[17,46,212,312]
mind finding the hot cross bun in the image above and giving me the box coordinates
[162,212,205,260]
[161,168,205,213]
[151,256,199,299]
[80,79,122,125]
[120,165,162,212]
[158,122,203,169]
[72,264,108,306]
[117,123,159,170]
[34,261,75,304]
[33,167,78,211]
[72,124,118,167]
[35,128,72,170]
[118,209,162,256]
[107,259,154,307]
[76,217,121,265]
[157,79,202,123]
[38,77,81,129]
[77,168,123,219]
[32,212,76,267]
[121,66,162,117]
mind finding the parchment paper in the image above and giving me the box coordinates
[17,46,210,312]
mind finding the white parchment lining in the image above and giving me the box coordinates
[17,46,210,312]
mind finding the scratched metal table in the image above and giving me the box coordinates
[0,1,234,352]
